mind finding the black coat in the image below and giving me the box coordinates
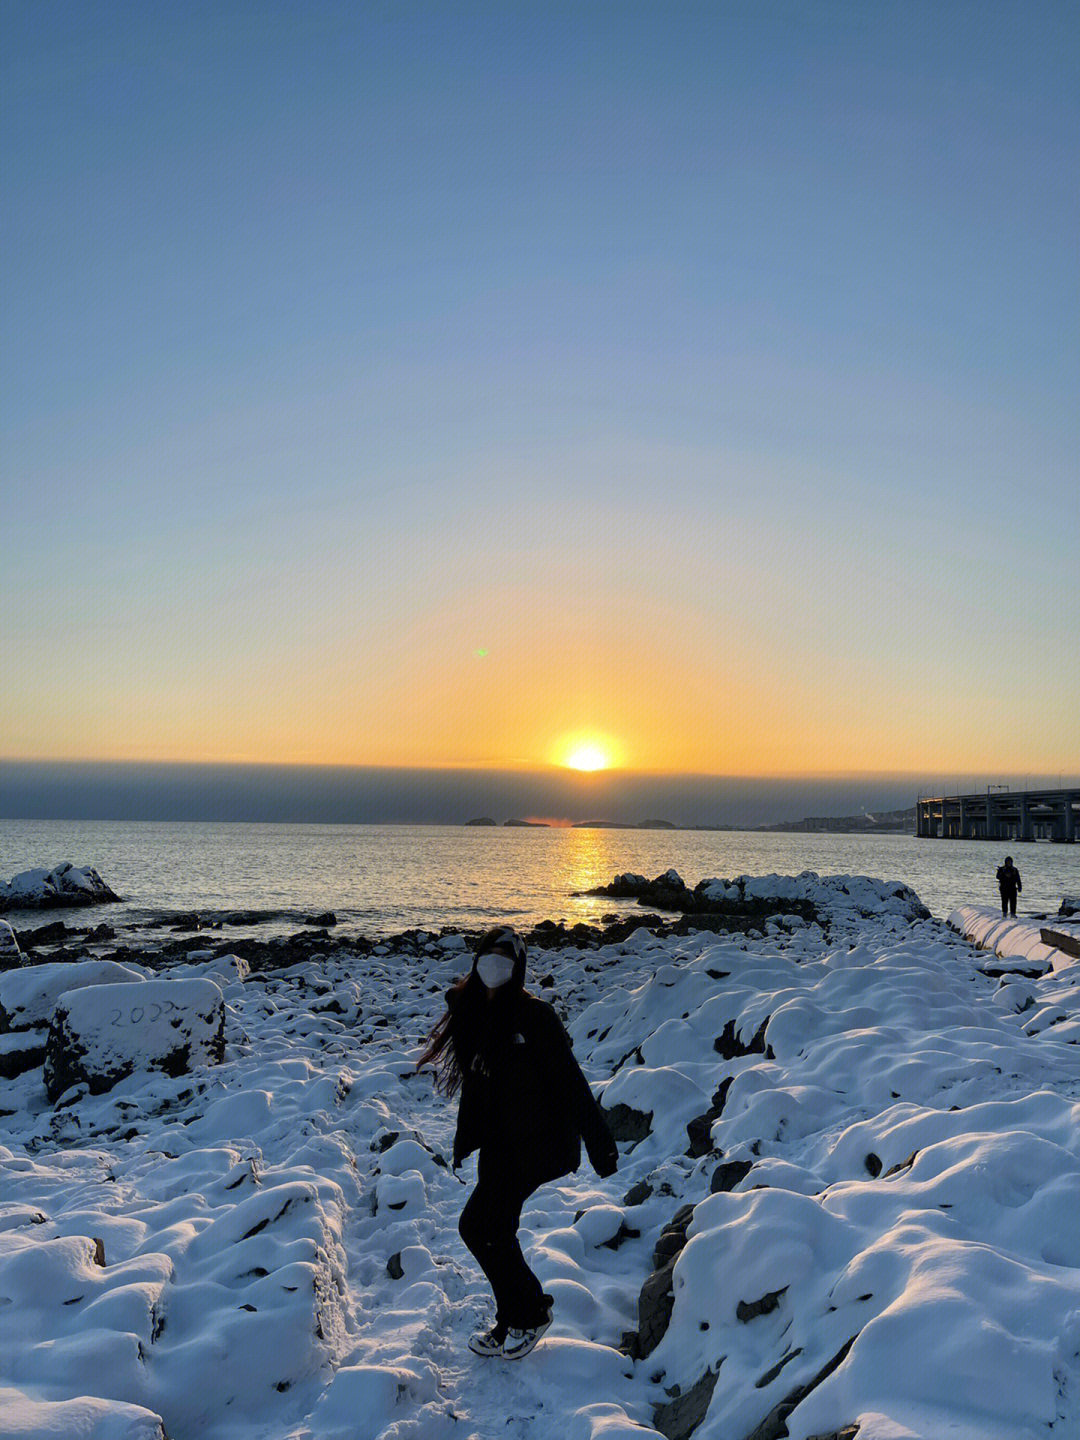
[997,864,1022,894]
[450,989,617,1185]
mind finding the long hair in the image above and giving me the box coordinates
[415,928,529,1097]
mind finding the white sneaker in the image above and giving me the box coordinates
[468,1323,506,1357]
[501,1312,552,1360]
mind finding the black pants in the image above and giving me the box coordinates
[1001,888,1017,917]
[458,1149,549,1331]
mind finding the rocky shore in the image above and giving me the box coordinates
[5,869,1080,1439]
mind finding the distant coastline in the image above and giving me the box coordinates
[464,805,918,834]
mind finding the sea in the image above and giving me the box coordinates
[2,820,1077,946]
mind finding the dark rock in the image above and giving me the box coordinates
[882,1150,919,1178]
[81,923,116,942]
[864,1153,882,1178]
[686,1080,734,1157]
[710,1159,753,1193]
[600,1220,641,1251]
[0,1029,47,1079]
[740,1337,857,1440]
[387,1252,404,1279]
[713,1018,772,1059]
[303,912,338,927]
[602,1103,653,1142]
[755,1347,803,1388]
[15,921,70,949]
[623,1180,653,1206]
[636,1204,698,1359]
[637,1259,678,1360]
[736,1287,787,1322]
[464,817,497,826]
[169,914,203,932]
[686,1113,716,1158]
[539,973,555,988]
[652,1363,721,1440]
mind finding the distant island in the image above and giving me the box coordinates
[464,817,550,827]
[465,805,917,833]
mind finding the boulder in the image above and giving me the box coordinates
[15,920,69,949]
[1061,897,1080,918]
[0,959,147,1032]
[0,1029,47,1079]
[0,1390,168,1440]
[0,921,20,970]
[45,976,226,1101]
[0,863,120,912]
[633,1203,697,1360]
[653,1364,721,1440]
[602,1102,653,1142]
[710,1158,753,1193]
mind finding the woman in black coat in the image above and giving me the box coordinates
[417,925,618,1360]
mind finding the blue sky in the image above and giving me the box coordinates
[3,1,1077,791]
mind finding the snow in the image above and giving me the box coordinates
[948,906,1080,974]
[2,872,1080,1438]
[0,960,149,1032]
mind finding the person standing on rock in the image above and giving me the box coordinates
[997,856,1022,917]
[416,924,618,1360]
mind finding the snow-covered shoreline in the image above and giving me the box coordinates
[3,873,1080,1439]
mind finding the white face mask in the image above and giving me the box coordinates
[477,952,515,989]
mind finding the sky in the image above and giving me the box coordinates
[3,1,1077,820]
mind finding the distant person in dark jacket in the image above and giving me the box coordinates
[416,925,618,1360]
[997,856,1022,917]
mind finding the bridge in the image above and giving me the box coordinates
[916,788,1078,842]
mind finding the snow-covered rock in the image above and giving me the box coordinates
[948,906,1074,975]
[713,870,930,920]
[587,869,930,923]
[0,959,148,1033]
[0,1029,49,1080]
[1061,896,1080,918]
[0,919,20,969]
[0,1388,168,1439]
[0,863,120,913]
[44,977,226,1101]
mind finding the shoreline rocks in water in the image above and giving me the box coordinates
[576,868,930,923]
[0,863,120,914]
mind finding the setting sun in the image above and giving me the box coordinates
[563,744,611,772]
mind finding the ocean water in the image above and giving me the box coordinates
[2,819,1077,941]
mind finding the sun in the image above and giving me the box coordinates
[563,744,611,772]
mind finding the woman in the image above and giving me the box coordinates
[417,924,619,1359]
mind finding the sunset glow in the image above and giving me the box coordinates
[3,4,1076,796]
[563,744,611,772]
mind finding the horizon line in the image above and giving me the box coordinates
[4,757,1075,783]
